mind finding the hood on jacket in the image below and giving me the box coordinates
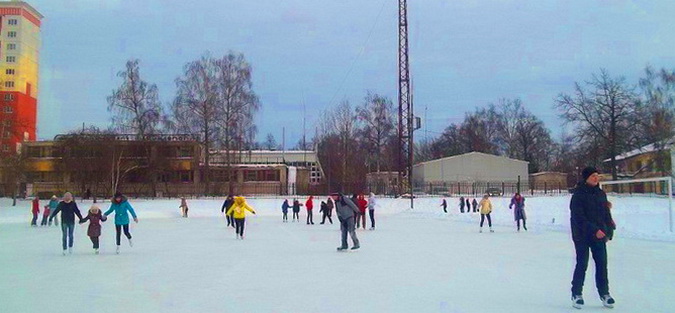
[89,206,101,214]
[234,196,246,205]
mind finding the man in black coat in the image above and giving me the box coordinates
[221,195,235,228]
[570,167,616,309]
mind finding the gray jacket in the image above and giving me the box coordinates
[335,196,360,220]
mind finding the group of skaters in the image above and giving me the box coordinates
[31,191,138,255]
[279,193,377,230]
[439,193,527,233]
[26,165,616,309]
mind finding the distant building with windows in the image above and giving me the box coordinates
[0,0,42,155]
[17,135,323,197]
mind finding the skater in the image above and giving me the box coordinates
[221,195,235,228]
[179,197,189,218]
[79,205,107,254]
[40,202,51,226]
[225,196,257,239]
[478,195,493,233]
[472,198,478,213]
[292,199,302,222]
[368,193,376,230]
[351,194,359,225]
[104,192,138,254]
[509,193,527,231]
[441,198,448,213]
[357,194,368,229]
[459,197,465,213]
[281,199,290,222]
[332,193,360,251]
[306,196,314,225]
[31,196,40,226]
[570,167,616,309]
[47,196,59,226]
[48,192,83,255]
[321,197,334,224]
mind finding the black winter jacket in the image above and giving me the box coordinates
[570,181,616,242]
[49,201,83,225]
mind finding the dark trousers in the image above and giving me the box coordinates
[443,205,447,213]
[480,214,492,227]
[293,212,299,221]
[517,219,527,230]
[31,213,38,226]
[572,240,609,296]
[183,208,188,218]
[339,217,359,248]
[226,215,234,227]
[473,205,478,213]
[40,215,49,226]
[61,223,75,250]
[307,210,314,224]
[115,224,132,246]
[234,218,245,236]
[460,205,464,213]
[356,212,366,229]
[321,212,333,224]
[90,236,100,249]
[369,210,375,228]
[283,212,288,221]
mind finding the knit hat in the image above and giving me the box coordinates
[114,191,123,198]
[581,166,599,181]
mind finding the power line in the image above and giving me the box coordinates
[325,0,390,108]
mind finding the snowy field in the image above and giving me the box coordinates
[1,195,675,313]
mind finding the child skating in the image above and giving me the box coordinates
[478,195,493,233]
[226,196,257,239]
[179,197,189,218]
[79,205,107,254]
[282,199,290,222]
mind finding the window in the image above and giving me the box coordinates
[3,131,10,139]
[7,31,16,38]
[4,94,14,101]
[3,106,11,113]
[1,144,9,152]
[8,19,17,25]
[6,43,16,50]
[6,69,14,75]
[4,81,14,88]
[179,171,193,182]
[3,120,12,127]
[6,56,16,63]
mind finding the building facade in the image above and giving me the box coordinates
[0,1,41,155]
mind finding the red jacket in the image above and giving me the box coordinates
[358,198,368,213]
[43,205,50,217]
[305,197,314,211]
[32,199,40,215]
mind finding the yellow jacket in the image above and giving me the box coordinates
[226,197,256,219]
[479,198,492,214]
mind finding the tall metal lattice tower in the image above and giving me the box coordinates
[398,0,414,208]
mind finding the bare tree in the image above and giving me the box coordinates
[214,52,260,193]
[172,55,220,195]
[263,133,278,150]
[107,59,164,137]
[356,92,396,172]
[638,66,675,174]
[555,69,641,179]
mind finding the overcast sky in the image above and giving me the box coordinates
[32,0,675,145]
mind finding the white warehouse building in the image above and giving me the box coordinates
[412,152,529,189]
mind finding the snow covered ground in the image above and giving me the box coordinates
[1,195,675,313]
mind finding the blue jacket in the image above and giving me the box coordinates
[281,201,290,213]
[48,199,59,210]
[104,197,137,225]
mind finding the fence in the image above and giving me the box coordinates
[10,180,572,200]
